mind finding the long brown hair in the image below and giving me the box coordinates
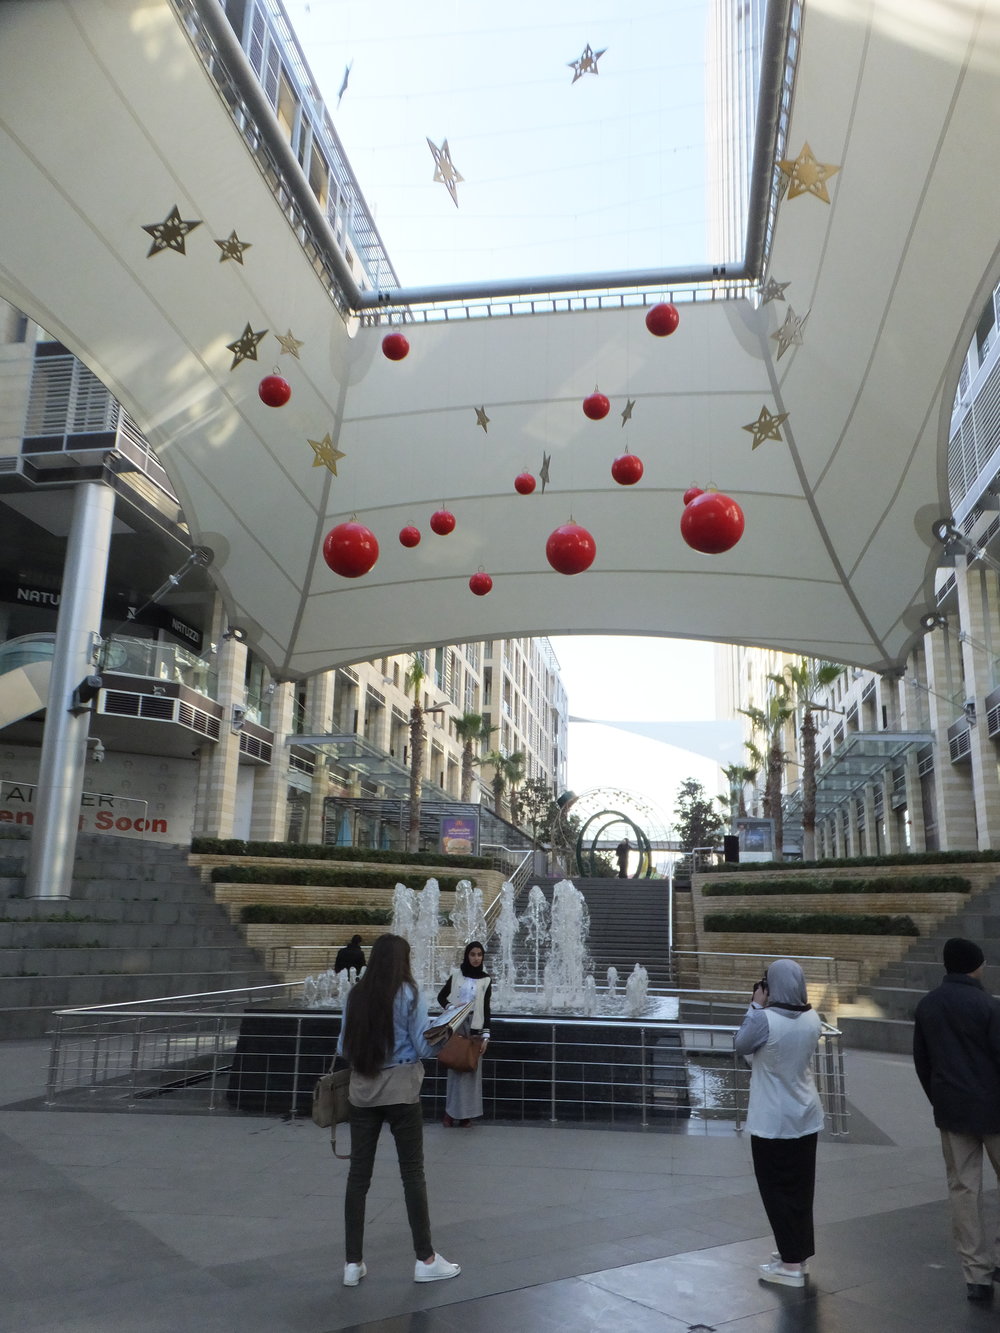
[341,934,417,1076]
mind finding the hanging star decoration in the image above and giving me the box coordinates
[539,451,552,492]
[426,138,463,208]
[475,406,490,433]
[142,205,202,257]
[778,142,840,203]
[621,398,636,427]
[308,434,346,475]
[743,405,790,450]
[215,231,252,264]
[568,43,606,83]
[758,276,789,305]
[771,307,808,360]
[275,329,304,358]
[226,323,268,370]
[337,61,353,107]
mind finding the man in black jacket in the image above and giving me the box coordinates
[334,935,365,975]
[913,937,1000,1303]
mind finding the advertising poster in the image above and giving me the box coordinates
[440,814,478,856]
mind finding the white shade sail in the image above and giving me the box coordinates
[1,1,998,676]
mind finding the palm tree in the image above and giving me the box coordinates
[770,658,844,861]
[721,762,757,819]
[504,750,527,825]
[404,654,428,852]
[484,747,508,814]
[454,712,488,803]
[740,691,794,861]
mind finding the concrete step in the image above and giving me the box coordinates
[0,899,231,926]
[0,944,262,977]
[0,920,241,948]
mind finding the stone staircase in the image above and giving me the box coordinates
[520,877,674,988]
[836,875,1000,1052]
[0,833,276,1038]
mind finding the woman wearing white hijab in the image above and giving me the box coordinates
[735,958,824,1288]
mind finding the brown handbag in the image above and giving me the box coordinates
[437,1031,484,1073]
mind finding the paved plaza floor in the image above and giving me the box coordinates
[1,1039,997,1332]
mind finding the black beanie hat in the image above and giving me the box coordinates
[943,937,985,975]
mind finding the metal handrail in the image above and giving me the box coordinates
[481,846,535,937]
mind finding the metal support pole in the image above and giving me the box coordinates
[25,481,115,900]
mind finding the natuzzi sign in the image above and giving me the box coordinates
[1,582,202,650]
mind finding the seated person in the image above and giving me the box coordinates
[334,934,366,974]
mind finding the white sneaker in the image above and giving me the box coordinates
[343,1261,366,1287]
[759,1260,805,1287]
[414,1253,461,1282]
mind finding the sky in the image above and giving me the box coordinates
[281,1,725,831]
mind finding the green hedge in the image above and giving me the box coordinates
[241,904,394,925]
[191,837,489,870]
[211,864,472,891]
[702,875,971,897]
[703,911,919,936]
[700,850,1000,873]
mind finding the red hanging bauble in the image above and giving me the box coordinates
[582,391,611,421]
[430,509,456,535]
[258,374,291,407]
[645,303,680,337]
[546,522,597,575]
[322,521,380,578]
[514,471,536,495]
[611,453,644,486]
[682,486,705,506]
[382,332,410,361]
[679,490,745,554]
[469,571,493,596]
[398,525,421,548]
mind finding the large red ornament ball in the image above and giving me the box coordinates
[645,303,680,337]
[611,453,644,486]
[582,391,611,421]
[258,374,291,407]
[514,471,536,495]
[469,571,493,596]
[682,485,705,506]
[430,509,456,536]
[382,332,410,361]
[398,525,421,548]
[679,491,745,554]
[546,522,597,575]
[322,521,380,578]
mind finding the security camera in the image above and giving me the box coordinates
[89,738,105,764]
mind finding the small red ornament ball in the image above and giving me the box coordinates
[469,571,493,596]
[611,453,644,486]
[546,522,597,576]
[679,491,745,554]
[582,391,611,421]
[398,525,421,548]
[322,521,379,578]
[258,374,291,407]
[430,509,456,536]
[381,332,410,361]
[514,471,536,495]
[645,303,680,337]
[682,486,705,506]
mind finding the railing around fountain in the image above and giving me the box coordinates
[42,984,848,1136]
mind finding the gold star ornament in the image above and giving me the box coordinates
[275,329,304,358]
[621,398,636,427]
[539,452,552,492]
[475,407,490,433]
[779,142,840,203]
[743,406,790,450]
[569,43,606,83]
[771,307,808,360]
[143,205,202,257]
[308,434,346,474]
[426,138,464,208]
[226,323,268,370]
[759,277,789,305]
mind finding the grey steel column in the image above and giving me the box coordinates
[25,481,115,900]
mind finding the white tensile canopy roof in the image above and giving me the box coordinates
[1,0,999,677]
